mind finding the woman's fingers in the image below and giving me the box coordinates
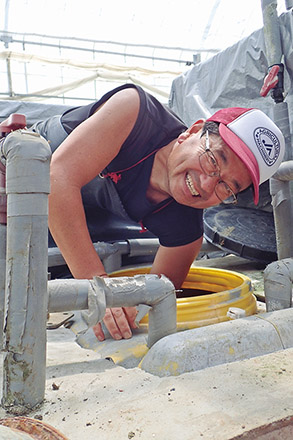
[123,306,138,329]
[93,307,138,341]
[92,322,105,341]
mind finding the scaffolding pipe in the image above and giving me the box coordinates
[1,130,51,412]
[48,274,176,348]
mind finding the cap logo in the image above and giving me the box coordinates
[253,127,280,166]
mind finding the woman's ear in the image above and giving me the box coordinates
[188,119,205,134]
[177,119,205,144]
[177,131,190,144]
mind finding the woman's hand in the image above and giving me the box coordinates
[92,306,138,341]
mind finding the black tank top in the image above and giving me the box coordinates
[61,84,203,247]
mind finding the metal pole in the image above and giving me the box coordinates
[261,0,283,66]
[4,1,10,48]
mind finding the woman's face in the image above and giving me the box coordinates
[166,128,252,209]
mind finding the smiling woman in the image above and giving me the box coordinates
[27,82,284,343]
[164,119,252,210]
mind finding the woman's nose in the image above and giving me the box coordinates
[199,173,219,198]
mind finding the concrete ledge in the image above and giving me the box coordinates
[140,308,293,376]
[257,309,293,348]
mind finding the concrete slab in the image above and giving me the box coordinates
[0,327,293,440]
[1,255,292,439]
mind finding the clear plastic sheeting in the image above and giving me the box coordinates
[0,100,71,127]
[0,50,177,101]
[169,11,293,131]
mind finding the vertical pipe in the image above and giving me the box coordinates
[102,253,122,273]
[273,101,292,161]
[261,0,293,261]
[0,224,6,350]
[6,57,13,98]
[270,161,293,259]
[0,161,7,350]
[261,0,283,66]
[1,130,51,412]
[270,179,291,259]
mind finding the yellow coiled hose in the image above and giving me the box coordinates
[111,266,257,330]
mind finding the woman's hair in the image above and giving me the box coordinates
[200,120,220,137]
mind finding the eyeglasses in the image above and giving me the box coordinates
[199,131,237,205]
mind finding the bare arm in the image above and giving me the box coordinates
[49,87,202,339]
[150,236,203,289]
[49,88,140,341]
[49,88,140,279]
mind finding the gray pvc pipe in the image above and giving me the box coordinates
[48,274,176,348]
[0,224,6,350]
[270,161,293,259]
[0,158,7,350]
[267,163,293,310]
[261,1,293,260]
[1,130,51,412]
[48,239,160,268]
[261,1,293,158]
[274,102,292,161]
[272,160,293,181]
[264,258,293,311]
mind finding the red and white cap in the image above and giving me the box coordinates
[207,107,285,204]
